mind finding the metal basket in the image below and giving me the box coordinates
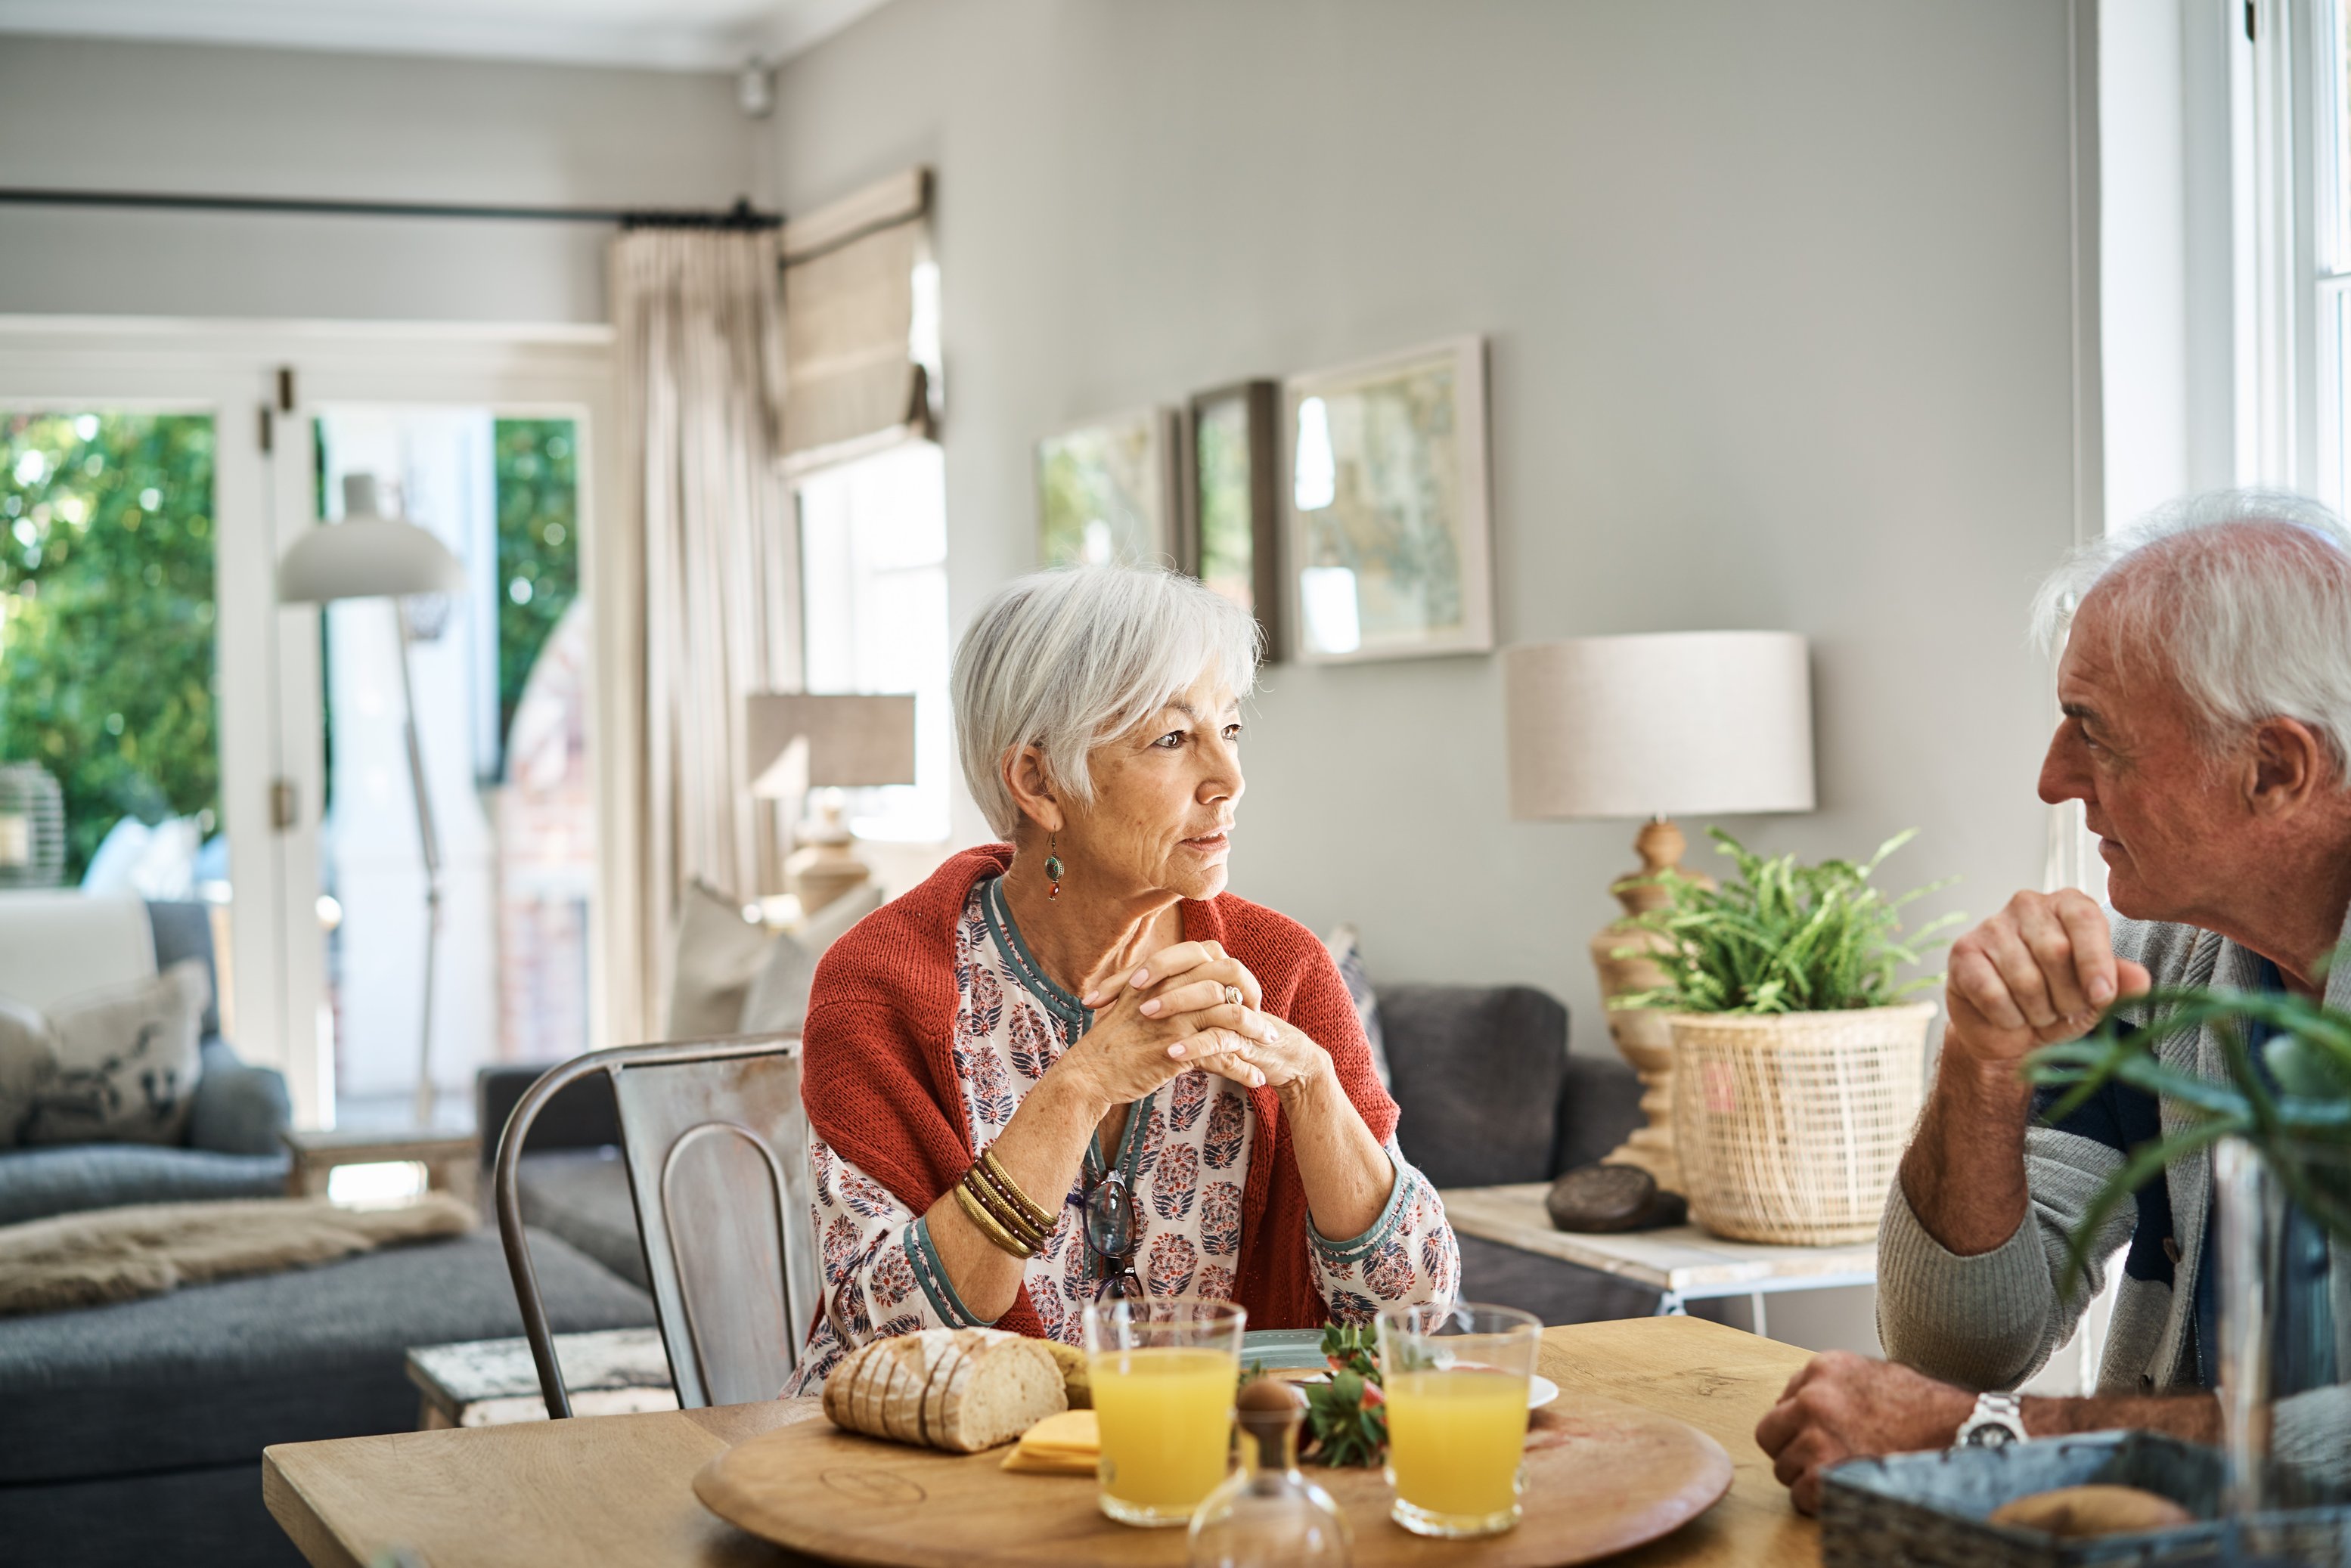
[1822,1433,2351,1567]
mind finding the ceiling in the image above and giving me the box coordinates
[0,0,894,70]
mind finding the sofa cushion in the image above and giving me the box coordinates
[0,891,155,1013]
[1454,1234,1663,1325]
[665,880,776,1038]
[187,1040,292,1157]
[6,1459,305,1568]
[1378,984,1569,1188]
[0,1226,654,1483]
[22,960,210,1146]
[739,882,882,1036]
[0,993,57,1148]
[1320,925,1393,1089]
[518,1148,647,1290]
[147,899,223,1040]
[0,1143,290,1228]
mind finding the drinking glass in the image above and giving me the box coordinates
[1082,1296,1247,1527]
[1376,1302,1542,1539]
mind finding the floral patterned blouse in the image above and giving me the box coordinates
[784,877,1459,1392]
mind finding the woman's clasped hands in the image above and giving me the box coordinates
[1063,940,1324,1104]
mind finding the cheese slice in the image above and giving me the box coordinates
[1001,1447,1099,1476]
[1000,1408,1101,1473]
[1015,1410,1100,1454]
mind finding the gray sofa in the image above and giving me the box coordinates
[0,901,293,1226]
[484,981,1664,1324]
[0,900,659,1568]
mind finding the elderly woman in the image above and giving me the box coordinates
[785,566,1457,1387]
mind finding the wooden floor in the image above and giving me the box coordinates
[265,1315,1820,1568]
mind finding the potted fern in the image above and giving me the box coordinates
[1614,829,1959,1244]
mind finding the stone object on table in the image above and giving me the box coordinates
[407,1325,677,1428]
[1546,1163,1687,1233]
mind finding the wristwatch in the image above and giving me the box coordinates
[1955,1390,2029,1449]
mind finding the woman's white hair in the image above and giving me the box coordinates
[953,566,1262,838]
[2030,488,2351,774]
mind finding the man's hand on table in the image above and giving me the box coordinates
[1753,1351,1973,1515]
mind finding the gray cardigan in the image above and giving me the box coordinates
[1877,910,2351,1480]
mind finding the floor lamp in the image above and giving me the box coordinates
[278,474,467,1128]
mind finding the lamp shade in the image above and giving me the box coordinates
[746,693,918,797]
[1503,631,1815,820]
[277,474,464,604]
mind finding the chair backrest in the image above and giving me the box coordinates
[493,1034,815,1416]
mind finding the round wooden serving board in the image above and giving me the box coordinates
[693,1390,1732,1567]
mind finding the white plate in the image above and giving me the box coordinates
[1271,1368,1560,1410]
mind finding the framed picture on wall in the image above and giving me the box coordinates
[1283,336,1492,663]
[1182,380,1282,660]
[1035,407,1181,569]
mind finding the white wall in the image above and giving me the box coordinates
[0,36,758,322]
[774,0,2077,1026]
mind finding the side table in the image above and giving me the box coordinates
[281,1126,481,1207]
[1439,1182,1876,1337]
[407,1327,677,1428]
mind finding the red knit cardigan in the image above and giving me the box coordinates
[799,844,1397,1339]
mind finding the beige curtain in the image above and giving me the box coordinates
[781,167,935,467]
[612,228,799,1021]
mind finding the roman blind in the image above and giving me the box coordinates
[780,166,935,466]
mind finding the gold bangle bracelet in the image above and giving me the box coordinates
[963,1164,1048,1251]
[954,1176,1036,1257]
[977,1148,1056,1233]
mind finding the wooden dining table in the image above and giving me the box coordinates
[264,1314,1822,1568]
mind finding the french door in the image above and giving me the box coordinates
[0,318,628,1126]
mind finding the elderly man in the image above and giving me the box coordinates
[1757,490,2351,1514]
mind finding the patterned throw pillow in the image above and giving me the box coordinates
[20,959,210,1147]
[0,994,60,1151]
[1320,924,1392,1089]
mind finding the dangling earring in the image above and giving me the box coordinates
[1044,832,1063,902]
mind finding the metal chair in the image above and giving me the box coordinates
[493,1034,817,1416]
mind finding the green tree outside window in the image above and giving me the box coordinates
[0,413,219,880]
[493,419,578,760]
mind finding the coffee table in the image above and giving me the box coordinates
[264,1315,1821,1567]
[1439,1183,1878,1337]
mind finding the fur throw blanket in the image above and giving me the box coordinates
[0,1194,476,1315]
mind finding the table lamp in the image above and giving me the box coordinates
[278,473,466,1128]
[1503,631,1815,1193]
[745,693,917,914]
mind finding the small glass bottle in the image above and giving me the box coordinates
[1187,1378,1354,1568]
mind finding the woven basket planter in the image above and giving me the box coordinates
[1666,1002,1934,1245]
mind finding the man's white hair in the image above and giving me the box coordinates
[2030,488,2351,773]
[953,566,1261,838]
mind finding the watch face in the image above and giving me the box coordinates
[1968,1425,2017,1448]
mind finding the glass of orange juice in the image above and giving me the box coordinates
[1376,1302,1541,1539]
[1081,1296,1246,1526]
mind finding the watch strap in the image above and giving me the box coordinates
[1956,1390,2028,1449]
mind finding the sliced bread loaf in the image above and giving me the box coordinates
[931,1331,1067,1453]
[820,1327,1067,1453]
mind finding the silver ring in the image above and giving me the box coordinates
[1225,985,1244,1009]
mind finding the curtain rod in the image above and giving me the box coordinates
[0,187,783,230]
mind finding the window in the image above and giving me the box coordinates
[2320,0,2351,507]
[796,440,951,843]
[312,408,593,1123]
